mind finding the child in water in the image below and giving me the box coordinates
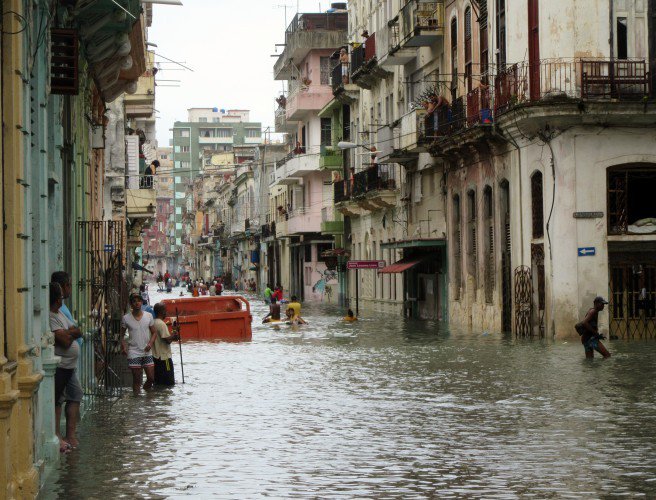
[285,307,307,325]
[343,309,357,322]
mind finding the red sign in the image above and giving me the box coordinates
[347,260,386,270]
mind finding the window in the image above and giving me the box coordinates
[478,1,489,82]
[317,243,332,261]
[450,17,458,100]
[160,154,168,160]
[174,161,181,169]
[320,118,332,146]
[175,176,182,183]
[304,245,312,262]
[175,206,182,215]
[181,129,189,138]
[484,186,494,302]
[452,195,462,300]
[212,117,220,123]
[320,56,332,85]
[617,17,628,59]
[496,0,506,68]
[174,145,180,153]
[608,166,656,234]
[181,146,190,153]
[199,117,208,123]
[181,161,190,169]
[464,7,472,92]
[467,190,477,285]
[531,172,544,238]
[217,128,232,138]
[246,129,260,138]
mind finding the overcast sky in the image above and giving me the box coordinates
[148,0,333,145]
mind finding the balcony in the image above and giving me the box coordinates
[495,59,651,116]
[319,146,343,170]
[126,188,156,219]
[270,159,301,186]
[275,105,296,133]
[286,85,334,120]
[350,33,390,89]
[273,12,348,80]
[335,165,400,214]
[376,19,416,67]
[125,71,155,118]
[286,150,321,177]
[275,219,289,239]
[331,62,360,103]
[399,108,430,153]
[320,207,344,235]
[399,0,445,49]
[199,136,233,145]
[287,207,322,234]
[230,221,245,237]
[333,179,349,204]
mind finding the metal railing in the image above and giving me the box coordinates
[400,0,443,42]
[334,179,349,203]
[581,59,650,99]
[332,62,347,93]
[494,58,651,114]
[285,12,348,39]
[352,164,400,197]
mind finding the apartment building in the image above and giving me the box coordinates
[269,10,349,301]
[317,0,656,339]
[171,108,262,254]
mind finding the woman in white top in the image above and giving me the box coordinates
[121,293,158,395]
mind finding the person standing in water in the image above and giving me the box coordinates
[576,296,611,359]
[151,303,179,386]
[121,293,158,395]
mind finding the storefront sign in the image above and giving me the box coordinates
[573,212,604,219]
[346,260,386,270]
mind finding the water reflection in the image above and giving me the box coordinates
[41,290,656,498]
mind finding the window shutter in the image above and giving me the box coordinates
[51,29,79,95]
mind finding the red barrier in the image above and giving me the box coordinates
[161,296,252,342]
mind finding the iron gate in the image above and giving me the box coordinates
[76,221,128,403]
[514,266,533,336]
[609,262,656,339]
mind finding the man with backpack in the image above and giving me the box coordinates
[575,296,611,359]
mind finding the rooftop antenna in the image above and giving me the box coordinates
[275,4,293,27]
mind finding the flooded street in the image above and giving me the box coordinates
[41,289,656,498]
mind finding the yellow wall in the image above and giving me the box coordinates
[1,1,43,497]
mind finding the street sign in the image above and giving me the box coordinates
[104,244,115,253]
[346,260,386,270]
[573,211,604,219]
[578,247,596,257]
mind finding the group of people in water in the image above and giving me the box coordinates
[260,283,358,326]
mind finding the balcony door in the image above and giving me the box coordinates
[528,0,540,101]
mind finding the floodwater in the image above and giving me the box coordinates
[41,287,656,498]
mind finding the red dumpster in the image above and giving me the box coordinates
[161,296,252,341]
